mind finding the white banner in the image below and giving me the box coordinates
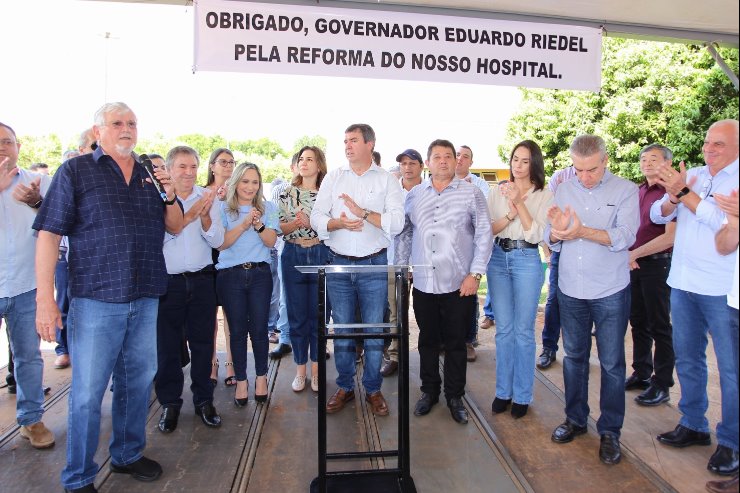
[194,0,602,91]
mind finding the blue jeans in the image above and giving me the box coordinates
[55,253,70,356]
[488,245,544,404]
[217,264,272,380]
[483,249,495,320]
[275,244,291,345]
[558,286,630,437]
[326,250,387,395]
[541,251,561,352]
[282,242,329,365]
[671,289,738,451]
[268,248,280,334]
[0,289,45,426]
[62,297,158,490]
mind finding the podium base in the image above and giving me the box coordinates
[310,475,417,493]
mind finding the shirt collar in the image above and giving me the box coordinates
[340,162,380,175]
[424,176,462,191]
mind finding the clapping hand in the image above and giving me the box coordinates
[12,176,41,206]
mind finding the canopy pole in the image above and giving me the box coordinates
[705,43,739,92]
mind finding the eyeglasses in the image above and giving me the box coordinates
[699,178,713,199]
[104,120,138,130]
[0,138,17,146]
[215,159,235,167]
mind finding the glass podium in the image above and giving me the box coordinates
[295,264,416,493]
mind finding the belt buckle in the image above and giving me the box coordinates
[242,262,254,269]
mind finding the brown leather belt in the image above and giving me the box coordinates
[330,248,387,262]
[286,237,321,248]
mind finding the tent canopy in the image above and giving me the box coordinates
[99,0,739,47]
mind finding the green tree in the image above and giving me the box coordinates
[232,137,288,161]
[17,134,63,171]
[292,135,327,154]
[501,38,739,181]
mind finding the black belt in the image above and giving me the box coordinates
[641,252,672,261]
[330,248,387,262]
[220,261,270,272]
[169,265,216,278]
[495,237,538,251]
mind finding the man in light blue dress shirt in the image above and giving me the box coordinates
[396,139,492,424]
[0,121,55,449]
[651,119,739,477]
[544,134,639,466]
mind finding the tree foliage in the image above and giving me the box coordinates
[17,133,300,186]
[500,38,739,181]
[292,135,328,154]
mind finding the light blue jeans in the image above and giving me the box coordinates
[61,297,159,490]
[326,250,387,395]
[671,289,738,451]
[269,245,291,345]
[488,246,544,405]
[0,289,45,426]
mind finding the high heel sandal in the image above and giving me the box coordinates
[223,362,236,387]
[255,376,268,403]
[210,360,219,387]
[234,380,249,408]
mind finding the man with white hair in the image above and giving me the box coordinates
[652,119,739,478]
[34,102,184,493]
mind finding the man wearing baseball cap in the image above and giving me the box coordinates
[382,149,425,377]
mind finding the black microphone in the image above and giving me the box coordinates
[139,153,168,202]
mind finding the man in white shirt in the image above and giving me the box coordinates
[0,121,55,449]
[311,124,404,416]
[455,145,491,362]
[651,119,739,477]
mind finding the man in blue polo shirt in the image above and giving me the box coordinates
[33,102,184,493]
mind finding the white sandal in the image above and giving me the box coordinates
[292,375,306,392]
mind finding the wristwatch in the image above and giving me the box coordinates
[256,223,266,233]
[675,186,691,200]
[470,273,483,281]
[362,209,370,220]
[164,195,178,206]
[31,198,43,209]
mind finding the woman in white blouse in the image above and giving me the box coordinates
[487,140,553,419]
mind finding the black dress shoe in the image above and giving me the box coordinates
[551,420,587,443]
[635,384,670,406]
[269,343,292,360]
[157,407,180,434]
[195,402,222,428]
[708,445,740,476]
[110,456,163,482]
[447,397,468,424]
[414,393,439,416]
[657,424,711,448]
[64,484,98,493]
[599,433,622,465]
[511,403,529,419]
[491,397,512,414]
[624,373,651,391]
[537,348,556,369]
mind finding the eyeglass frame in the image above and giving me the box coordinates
[213,159,236,167]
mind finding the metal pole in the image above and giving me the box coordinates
[318,267,327,493]
[705,42,740,92]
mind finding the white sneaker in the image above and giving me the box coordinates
[311,375,319,392]
[292,375,306,392]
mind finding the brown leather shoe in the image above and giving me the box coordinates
[54,354,71,369]
[466,343,477,362]
[366,391,389,416]
[326,388,354,414]
[20,421,55,449]
[706,475,739,493]
[380,360,398,377]
[479,317,495,330]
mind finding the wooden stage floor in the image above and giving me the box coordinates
[0,306,726,493]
